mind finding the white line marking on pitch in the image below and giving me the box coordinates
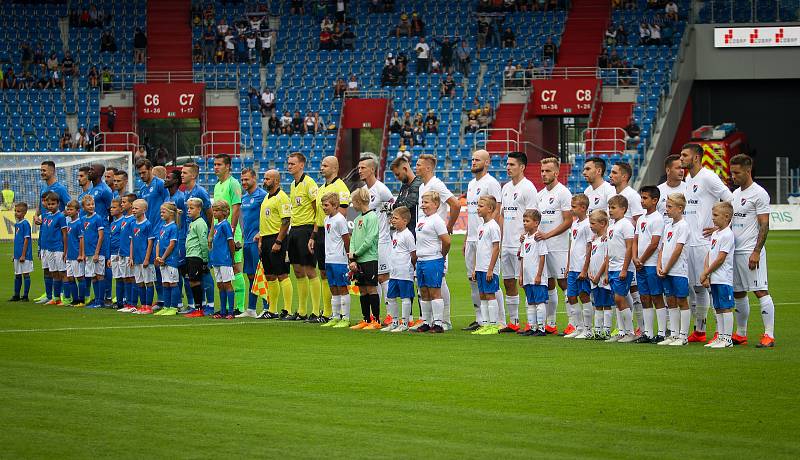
[0,321,271,334]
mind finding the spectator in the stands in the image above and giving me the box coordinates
[623,0,636,8]
[390,111,402,134]
[280,111,293,134]
[331,24,343,50]
[260,31,273,64]
[193,43,203,63]
[33,43,45,66]
[88,65,99,88]
[347,74,358,91]
[476,16,489,49]
[86,126,99,151]
[335,0,346,23]
[649,23,662,45]
[248,86,260,111]
[598,49,609,68]
[647,0,661,10]
[134,28,147,64]
[456,40,472,75]
[89,5,105,28]
[542,37,557,63]
[268,115,280,135]
[74,127,89,149]
[60,130,73,149]
[396,12,412,38]
[49,67,64,90]
[100,30,117,53]
[20,42,33,73]
[236,35,248,63]
[609,50,623,68]
[616,23,628,45]
[333,78,347,97]
[665,1,679,21]
[217,18,229,37]
[291,111,304,134]
[439,74,456,98]
[478,104,492,129]
[612,0,622,9]
[203,26,217,63]
[624,118,641,149]
[61,51,76,77]
[430,58,442,74]
[605,25,618,46]
[260,88,275,115]
[639,22,651,45]
[304,112,317,134]
[414,36,430,74]
[488,18,503,48]
[134,145,147,162]
[401,121,414,146]
[214,43,225,63]
[46,53,59,71]
[34,64,49,89]
[17,70,32,89]
[434,36,455,74]
[465,114,479,134]
[101,67,113,91]
[502,27,516,48]
[249,14,263,31]
[320,28,333,50]
[321,16,334,32]
[342,27,355,50]
[413,121,425,146]
[246,33,258,63]
[155,145,168,166]
[291,0,305,15]
[102,105,117,131]
[411,12,425,37]
[380,63,399,86]
[224,30,236,62]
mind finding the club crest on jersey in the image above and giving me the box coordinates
[160,230,165,237]
[711,239,717,249]
[264,208,271,217]
[549,196,555,204]
[416,222,425,231]
[84,221,90,229]
[134,228,141,236]
[513,192,518,200]
[666,231,673,242]
[476,187,481,195]
[392,239,398,248]
[325,223,330,232]
[572,229,578,239]
[358,220,363,228]
[112,224,117,232]
[608,229,614,238]
[594,197,600,205]
[478,230,484,239]
[640,222,646,231]
[741,198,746,206]
[295,197,302,205]
[524,242,531,253]
[692,184,698,193]
[591,244,597,255]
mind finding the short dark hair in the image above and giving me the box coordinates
[639,185,660,200]
[92,163,106,176]
[288,152,306,164]
[613,161,632,180]
[78,166,91,175]
[114,170,128,179]
[43,191,60,203]
[135,159,153,170]
[586,156,606,175]
[41,160,55,170]
[507,151,527,166]
[124,193,138,203]
[241,167,256,177]
[214,153,232,166]
[664,154,680,168]
[15,202,28,211]
[608,194,628,211]
[681,143,704,157]
[730,154,753,169]
[106,166,118,174]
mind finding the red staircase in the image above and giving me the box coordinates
[585,101,633,154]
[203,107,240,155]
[486,103,524,154]
[557,0,610,67]
[146,0,192,79]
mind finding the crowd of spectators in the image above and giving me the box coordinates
[267,110,330,135]
[68,4,111,28]
[318,15,356,50]
[389,109,441,149]
[464,97,494,134]
[0,46,84,90]
[58,125,100,151]
[477,0,561,12]
[193,3,274,64]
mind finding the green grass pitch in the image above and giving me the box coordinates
[1,233,798,458]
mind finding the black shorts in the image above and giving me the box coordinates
[185,257,208,282]
[260,233,290,276]
[354,260,378,287]
[314,230,325,270]
[287,224,315,266]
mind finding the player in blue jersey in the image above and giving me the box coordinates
[118,194,139,312]
[181,161,215,313]
[210,201,236,319]
[40,192,68,305]
[63,201,86,306]
[155,202,181,315]
[238,168,268,317]
[165,169,193,313]
[108,198,126,309]
[33,161,71,303]
[81,195,106,309]
[129,199,156,314]
[89,164,114,304]
[11,202,33,302]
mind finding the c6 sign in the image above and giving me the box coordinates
[134,83,205,119]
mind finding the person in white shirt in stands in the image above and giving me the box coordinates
[414,36,431,73]
[583,156,616,213]
[536,157,573,334]
[679,143,733,343]
[497,151,539,333]
[609,161,645,333]
[729,154,776,348]
[415,154,461,330]
[700,201,736,348]
[657,154,686,225]
[463,149,503,331]
[347,74,358,91]
[359,154,396,313]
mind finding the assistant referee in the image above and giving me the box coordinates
[257,169,292,319]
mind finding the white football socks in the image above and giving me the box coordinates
[680,309,691,339]
[621,308,633,335]
[420,300,432,325]
[479,300,489,326]
[656,307,667,337]
[734,296,750,336]
[668,308,680,338]
[694,287,710,332]
[331,295,341,319]
[441,278,451,326]
[546,288,558,327]
[340,294,351,319]
[401,298,412,323]
[536,303,546,329]
[603,309,613,333]
[643,307,654,338]
[386,298,398,323]
[431,298,445,326]
[379,280,389,309]
[487,298,499,325]
[582,301,594,331]
[722,311,734,341]
[507,295,520,325]
[496,288,506,326]
[630,291,643,330]
[470,280,481,323]
[759,295,775,338]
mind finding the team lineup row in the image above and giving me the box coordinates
[9,146,775,347]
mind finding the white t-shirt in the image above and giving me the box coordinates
[684,167,733,246]
[246,37,257,49]
[324,213,349,264]
[607,218,634,272]
[584,181,615,213]
[347,80,358,90]
[364,181,395,245]
[521,234,549,286]
[261,91,274,105]
[708,227,735,285]
[589,235,609,289]
[616,185,644,221]
[418,176,454,224]
[568,217,592,273]
[261,35,272,49]
[501,177,538,248]
[389,227,415,281]
[415,213,447,261]
[657,181,687,224]
[731,182,770,254]
[537,182,573,252]
[661,219,689,277]
[466,174,502,242]
[475,219,501,274]
[415,42,430,59]
[635,210,664,267]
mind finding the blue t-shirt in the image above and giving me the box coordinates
[241,187,267,245]
[185,184,212,226]
[209,220,234,267]
[157,222,179,267]
[118,214,134,257]
[82,212,105,257]
[42,211,67,252]
[139,177,169,226]
[14,219,33,260]
[131,219,154,264]
[109,216,123,255]
[90,181,114,222]
[39,181,71,214]
[65,217,83,261]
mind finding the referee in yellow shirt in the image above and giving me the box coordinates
[257,169,292,319]
[285,152,319,321]
[308,156,351,323]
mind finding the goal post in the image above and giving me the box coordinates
[0,151,134,241]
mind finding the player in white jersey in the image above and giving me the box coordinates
[463,150,503,330]
[679,143,733,342]
[729,154,775,348]
[499,152,539,332]
[609,161,645,332]
[358,154,396,311]
[536,157,573,334]
[582,157,616,213]
[657,154,686,224]
[565,194,593,338]
[633,186,666,343]
[415,154,461,330]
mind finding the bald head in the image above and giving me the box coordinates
[264,169,281,192]
[471,149,490,177]
[320,155,340,181]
